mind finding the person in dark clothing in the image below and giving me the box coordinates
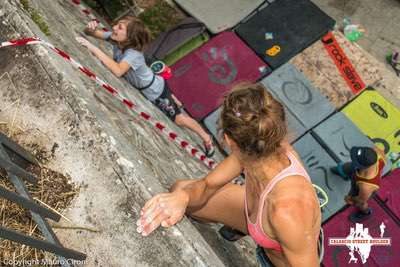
[332,146,387,222]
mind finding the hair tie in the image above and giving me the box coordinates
[235,111,241,118]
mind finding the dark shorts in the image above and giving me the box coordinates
[154,83,181,121]
[349,176,360,197]
[256,246,275,267]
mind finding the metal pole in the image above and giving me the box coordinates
[0,132,38,164]
[0,226,86,261]
[0,156,38,184]
[0,185,61,221]
[0,145,74,267]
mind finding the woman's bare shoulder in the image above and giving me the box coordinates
[280,141,302,162]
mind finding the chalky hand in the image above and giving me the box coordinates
[75,36,95,51]
[86,20,99,31]
[137,191,189,236]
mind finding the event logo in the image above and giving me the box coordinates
[328,222,391,264]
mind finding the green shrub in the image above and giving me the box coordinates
[20,0,51,36]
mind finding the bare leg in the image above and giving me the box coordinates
[354,185,377,213]
[171,94,183,109]
[355,199,369,213]
[171,179,248,234]
[175,114,211,144]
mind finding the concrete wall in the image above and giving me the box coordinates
[0,1,256,266]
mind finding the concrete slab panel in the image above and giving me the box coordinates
[174,0,264,34]
[293,133,351,222]
[261,63,335,130]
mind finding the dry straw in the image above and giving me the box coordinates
[0,123,79,264]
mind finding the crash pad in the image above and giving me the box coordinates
[377,169,400,220]
[343,88,400,169]
[174,0,265,34]
[285,108,308,143]
[167,31,270,120]
[323,200,399,267]
[235,0,335,69]
[313,112,374,162]
[293,133,351,222]
[313,112,392,175]
[261,63,335,130]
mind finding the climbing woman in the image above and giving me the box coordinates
[76,16,214,157]
[137,83,322,266]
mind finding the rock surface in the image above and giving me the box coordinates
[1,0,398,266]
[0,0,256,266]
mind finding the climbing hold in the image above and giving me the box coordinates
[266,45,281,57]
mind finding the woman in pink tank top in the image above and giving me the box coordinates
[138,83,322,266]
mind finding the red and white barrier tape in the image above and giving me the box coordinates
[71,0,109,32]
[0,38,216,169]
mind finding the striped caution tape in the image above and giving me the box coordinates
[0,37,216,169]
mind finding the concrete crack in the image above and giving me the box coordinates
[112,166,130,193]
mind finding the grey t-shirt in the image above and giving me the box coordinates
[103,32,164,101]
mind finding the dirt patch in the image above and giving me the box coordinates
[0,124,79,264]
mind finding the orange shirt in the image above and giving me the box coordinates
[354,157,386,189]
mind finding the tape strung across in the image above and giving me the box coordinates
[322,32,365,95]
[0,37,216,169]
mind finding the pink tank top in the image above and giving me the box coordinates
[245,151,312,252]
